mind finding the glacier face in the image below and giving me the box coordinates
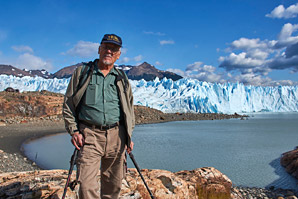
[0,75,298,114]
[0,75,69,94]
[131,78,298,113]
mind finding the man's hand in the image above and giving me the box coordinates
[71,131,84,150]
[126,141,134,154]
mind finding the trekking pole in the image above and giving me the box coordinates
[62,148,78,199]
[128,152,155,199]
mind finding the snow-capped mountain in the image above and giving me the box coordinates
[1,75,297,114]
[0,62,183,81]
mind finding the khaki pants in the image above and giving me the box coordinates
[77,123,126,199]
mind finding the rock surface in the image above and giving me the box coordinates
[1,167,296,199]
[2,168,297,199]
[0,167,235,199]
[281,147,298,179]
[0,91,63,119]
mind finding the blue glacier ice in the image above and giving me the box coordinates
[0,75,297,114]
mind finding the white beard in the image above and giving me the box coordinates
[103,60,112,65]
[101,54,113,65]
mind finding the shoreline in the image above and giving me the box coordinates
[0,113,245,172]
[1,117,298,198]
[0,121,66,173]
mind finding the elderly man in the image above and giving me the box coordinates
[63,34,135,199]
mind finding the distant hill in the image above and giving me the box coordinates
[0,62,183,81]
[52,63,83,79]
[124,62,182,81]
[24,69,52,79]
[0,65,52,78]
[0,65,35,77]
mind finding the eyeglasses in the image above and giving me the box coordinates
[101,45,120,53]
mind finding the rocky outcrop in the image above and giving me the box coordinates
[0,91,247,125]
[0,167,237,199]
[176,167,232,199]
[0,91,63,119]
[281,147,298,179]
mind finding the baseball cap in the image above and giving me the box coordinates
[101,34,122,47]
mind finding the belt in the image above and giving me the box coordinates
[80,120,120,131]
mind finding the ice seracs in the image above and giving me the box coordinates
[0,75,297,114]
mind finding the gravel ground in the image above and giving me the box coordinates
[0,120,65,173]
[232,186,298,199]
[0,149,39,173]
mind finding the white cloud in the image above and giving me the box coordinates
[266,3,298,19]
[267,54,298,72]
[143,31,165,36]
[231,38,269,50]
[219,23,298,79]
[167,68,186,77]
[219,52,265,70]
[65,41,99,58]
[185,62,222,82]
[246,49,269,60]
[120,57,130,64]
[229,73,273,86]
[119,55,143,64]
[270,79,298,86]
[275,23,298,48]
[168,62,224,83]
[134,55,143,62]
[11,45,33,53]
[121,48,128,54]
[155,61,162,66]
[227,72,298,86]
[168,61,297,86]
[16,53,53,70]
[160,40,175,45]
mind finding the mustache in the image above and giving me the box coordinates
[103,54,112,57]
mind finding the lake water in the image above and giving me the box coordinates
[22,113,298,190]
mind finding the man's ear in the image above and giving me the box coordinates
[116,50,121,60]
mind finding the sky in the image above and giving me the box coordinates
[0,0,298,86]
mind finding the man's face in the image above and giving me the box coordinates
[98,43,121,65]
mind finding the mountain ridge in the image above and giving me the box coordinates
[0,62,183,81]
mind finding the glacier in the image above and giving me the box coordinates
[0,74,298,114]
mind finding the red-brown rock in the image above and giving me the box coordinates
[0,167,236,199]
[281,147,298,179]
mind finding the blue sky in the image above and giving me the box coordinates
[0,0,298,86]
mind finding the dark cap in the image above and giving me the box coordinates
[101,34,122,47]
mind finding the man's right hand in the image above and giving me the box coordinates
[71,131,84,150]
